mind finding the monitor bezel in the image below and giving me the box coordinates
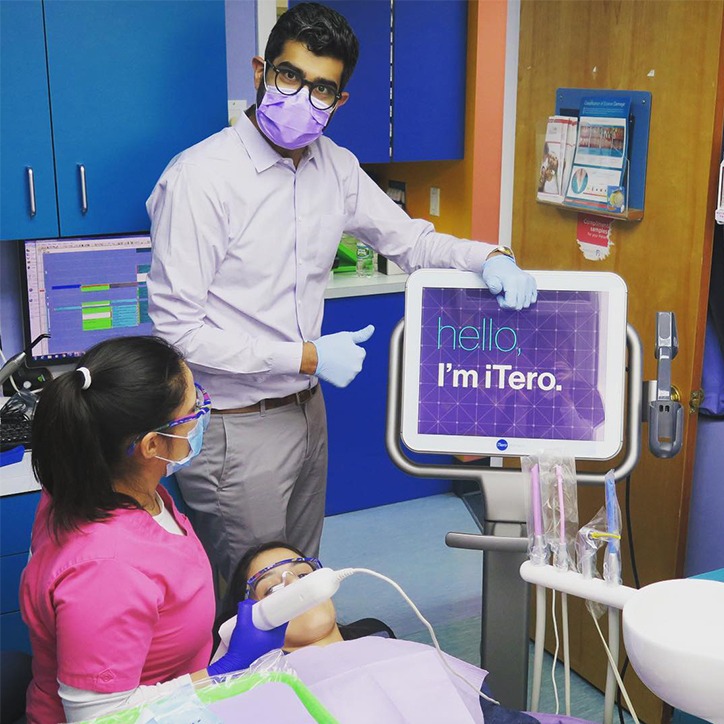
[19,234,153,368]
[401,269,628,460]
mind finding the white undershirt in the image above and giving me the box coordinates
[151,491,185,536]
[59,494,191,721]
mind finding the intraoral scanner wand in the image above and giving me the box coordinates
[251,567,354,630]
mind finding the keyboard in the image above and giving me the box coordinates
[0,416,32,451]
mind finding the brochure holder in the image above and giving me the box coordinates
[536,88,651,222]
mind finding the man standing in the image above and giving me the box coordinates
[147,3,536,581]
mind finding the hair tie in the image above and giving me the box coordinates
[77,367,92,390]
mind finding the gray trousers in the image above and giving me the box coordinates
[175,387,328,583]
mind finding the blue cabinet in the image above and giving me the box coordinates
[0,1,58,241]
[0,491,40,655]
[290,0,467,163]
[322,292,452,515]
[0,0,228,241]
[392,0,468,162]
[318,0,392,163]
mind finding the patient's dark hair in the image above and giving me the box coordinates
[265,2,360,89]
[31,336,187,534]
[223,540,306,611]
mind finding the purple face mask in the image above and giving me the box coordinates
[256,85,332,150]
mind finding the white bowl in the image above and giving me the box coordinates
[623,578,724,723]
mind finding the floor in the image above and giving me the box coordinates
[320,493,635,723]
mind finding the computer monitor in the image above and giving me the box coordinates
[401,270,628,460]
[21,235,154,366]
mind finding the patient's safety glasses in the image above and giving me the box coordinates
[246,557,323,599]
[127,383,211,454]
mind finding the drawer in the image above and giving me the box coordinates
[0,552,28,614]
[0,491,40,555]
[0,610,31,654]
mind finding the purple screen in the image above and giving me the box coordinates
[417,289,606,442]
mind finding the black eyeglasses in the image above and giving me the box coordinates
[265,60,342,111]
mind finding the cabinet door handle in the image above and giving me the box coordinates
[78,164,88,214]
[26,167,37,217]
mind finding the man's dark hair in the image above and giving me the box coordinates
[265,2,360,89]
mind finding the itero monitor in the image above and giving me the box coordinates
[21,235,154,365]
[401,270,628,460]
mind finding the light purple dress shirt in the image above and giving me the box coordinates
[147,113,495,408]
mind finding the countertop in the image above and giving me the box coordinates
[325,272,408,299]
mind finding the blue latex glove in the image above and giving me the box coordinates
[481,255,537,310]
[207,600,288,676]
[312,324,375,387]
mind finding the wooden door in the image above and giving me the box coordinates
[513,2,724,721]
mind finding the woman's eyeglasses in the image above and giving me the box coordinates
[127,383,211,454]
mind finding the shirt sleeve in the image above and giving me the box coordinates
[342,159,497,273]
[54,558,162,693]
[146,162,303,377]
[59,675,193,722]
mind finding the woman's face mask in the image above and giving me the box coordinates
[255,84,333,150]
[155,415,207,477]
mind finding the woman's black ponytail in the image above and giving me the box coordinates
[31,336,186,534]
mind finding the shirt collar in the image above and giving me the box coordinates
[233,110,317,172]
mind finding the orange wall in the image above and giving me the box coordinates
[365,0,510,244]
[469,0,508,243]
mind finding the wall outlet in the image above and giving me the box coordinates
[429,186,441,216]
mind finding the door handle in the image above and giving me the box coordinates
[26,167,36,217]
[78,164,88,214]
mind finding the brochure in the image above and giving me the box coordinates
[564,96,630,213]
[560,116,578,200]
[537,116,566,202]
[537,116,578,205]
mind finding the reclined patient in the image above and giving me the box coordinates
[213,540,395,658]
[212,541,566,724]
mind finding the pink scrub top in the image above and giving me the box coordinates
[20,486,215,724]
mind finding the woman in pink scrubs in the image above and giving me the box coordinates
[20,336,284,723]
